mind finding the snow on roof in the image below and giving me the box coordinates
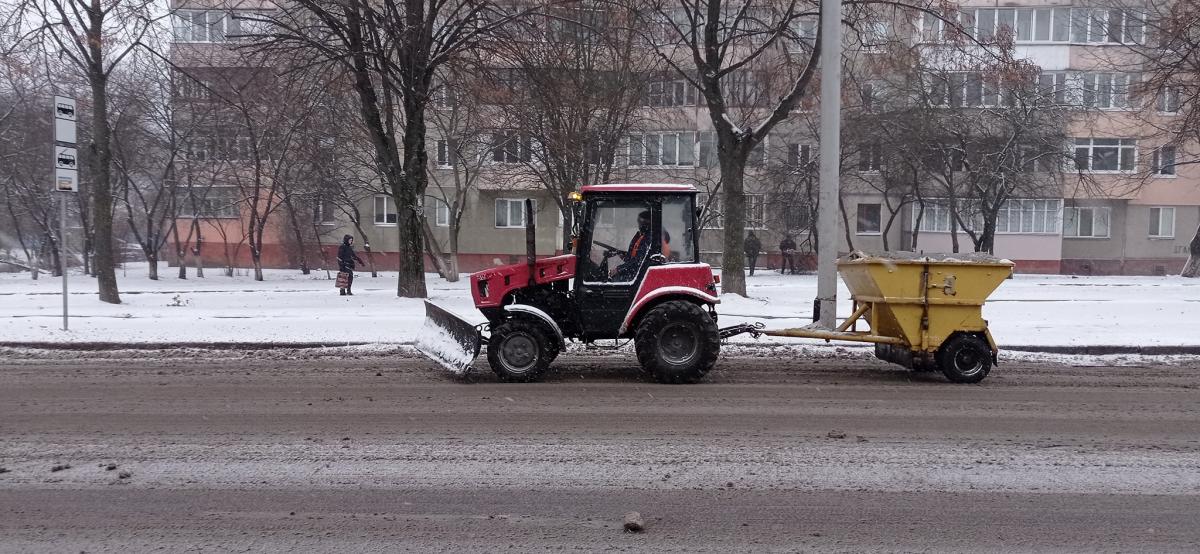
[580,183,698,193]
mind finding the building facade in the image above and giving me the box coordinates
[167,1,1197,276]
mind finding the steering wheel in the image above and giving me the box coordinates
[593,240,621,256]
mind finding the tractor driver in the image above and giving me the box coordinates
[612,210,669,281]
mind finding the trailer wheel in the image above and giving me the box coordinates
[937,334,992,384]
[487,319,552,382]
[635,300,720,384]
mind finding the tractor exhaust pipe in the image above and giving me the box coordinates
[525,198,536,286]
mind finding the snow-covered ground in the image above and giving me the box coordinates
[1,264,1197,347]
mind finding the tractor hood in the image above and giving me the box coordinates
[471,254,577,308]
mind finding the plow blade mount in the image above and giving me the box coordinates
[415,301,483,375]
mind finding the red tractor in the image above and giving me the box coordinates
[419,183,754,384]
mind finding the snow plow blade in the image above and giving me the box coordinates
[415,301,482,375]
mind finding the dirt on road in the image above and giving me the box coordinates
[1,346,1199,552]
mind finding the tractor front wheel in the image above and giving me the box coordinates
[487,319,553,382]
[936,334,992,384]
[634,300,720,384]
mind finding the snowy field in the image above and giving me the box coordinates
[1,263,1198,348]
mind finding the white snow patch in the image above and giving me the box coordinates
[1,264,1198,350]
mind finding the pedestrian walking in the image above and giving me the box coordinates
[779,235,797,275]
[337,234,366,296]
[744,231,762,277]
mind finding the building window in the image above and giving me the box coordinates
[746,194,766,229]
[172,10,269,43]
[1157,87,1181,114]
[697,193,765,229]
[860,19,889,52]
[628,131,696,167]
[916,199,1060,234]
[790,16,817,49]
[1152,146,1177,176]
[954,8,1141,44]
[432,86,455,109]
[856,203,882,235]
[426,197,450,227]
[314,199,338,225]
[858,143,882,172]
[1081,73,1131,109]
[373,195,397,225]
[1063,206,1110,238]
[995,199,1060,234]
[1074,138,1136,172]
[645,77,699,107]
[435,139,454,168]
[495,198,534,228]
[927,72,1008,108]
[914,201,959,233]
[1071,8,1144,44]
[197,187,240,219]
[491,130,533,164]
[788,143,813,168]
[1037,72,1068,104]
[1149,207,1175,238]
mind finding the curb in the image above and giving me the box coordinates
[3,341,1200,356]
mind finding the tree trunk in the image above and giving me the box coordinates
[419,217,453,280]
[395,112,430,298]
[448,218,461,279]
[282,196,310,275]
[49,236,63,278]
[719,158,748,297]
[87,37,120,304]
[82,235,93,276]
[252,254,264,281]
[1182,222,1200,278]
[192,222,204,278]
[147,252,159,280]
[948,199,961,254]
[839,199,854,253]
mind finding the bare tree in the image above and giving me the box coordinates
[1117,3,1200,276]
[486,3,651,250]
[251,0,540,297]
[18,0,166,303]
[424,65,495,280]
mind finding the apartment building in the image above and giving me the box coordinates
[167,1,1197,275]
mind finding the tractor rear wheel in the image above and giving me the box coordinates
[634,300,720,384]
[487,319,552,382]
[936,334,992,384]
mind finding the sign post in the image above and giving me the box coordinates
[53,95,77,331]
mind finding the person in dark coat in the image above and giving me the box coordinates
[337,234,366,296]
[779,235,798,275]
[744,231,762,276]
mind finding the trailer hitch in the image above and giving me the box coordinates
[719,322,765,340]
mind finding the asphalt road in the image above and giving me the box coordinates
[1,347,1199,552]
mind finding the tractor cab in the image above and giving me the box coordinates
[570,184,717,340]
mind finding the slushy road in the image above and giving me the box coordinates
[2,348,1198,552]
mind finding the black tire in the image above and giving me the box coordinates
[487,319,552,382]
[936,334,992,384]
[634,300,720,384]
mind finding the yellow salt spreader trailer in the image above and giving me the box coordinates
[760,252,1014,383]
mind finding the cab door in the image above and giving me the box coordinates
[575,197,663,339]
